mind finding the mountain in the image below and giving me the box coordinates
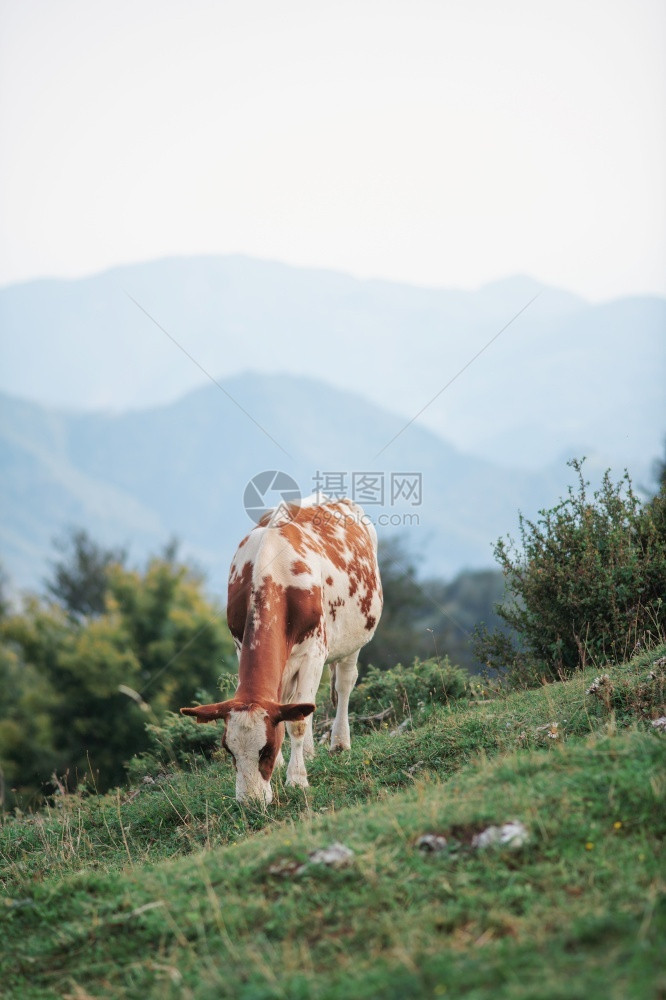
[0,374,573,594]
[1,256,663,475]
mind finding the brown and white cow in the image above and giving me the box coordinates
[180,497,382,804]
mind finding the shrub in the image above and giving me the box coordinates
[475,460,666,686]
[1,547,237,805]
[127,677,238,780]
[348,657,470,719]
[126,705,222,781]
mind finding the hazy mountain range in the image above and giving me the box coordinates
[2,256,663,472]
[0,256,663,594]
[3,373,575,594]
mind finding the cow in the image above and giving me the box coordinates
[180,497,382,804]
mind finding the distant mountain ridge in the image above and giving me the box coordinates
[1,255,663,474]
[1,373,576,593]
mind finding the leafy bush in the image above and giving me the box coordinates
[348,656,470,719]
[475,460,666,686]
[127,676,238,780]
[0,545,237,807]
[126,704,221,781]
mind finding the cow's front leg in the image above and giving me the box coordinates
[284,647,326,784]
[303,714,316,760]
[330,651,359,752]
[285,719,309,787]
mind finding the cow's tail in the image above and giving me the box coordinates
[329,662,338,709]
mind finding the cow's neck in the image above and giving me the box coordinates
[235,575,292,704]
[236,639,289,704]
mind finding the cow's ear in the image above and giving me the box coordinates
[180,700,234,724]
[274,702,316,724]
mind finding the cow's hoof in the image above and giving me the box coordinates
[286,772,309,788]
[329,741,351,754]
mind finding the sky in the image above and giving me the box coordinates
[1,0,665,301]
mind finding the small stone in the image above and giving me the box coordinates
[651,717,666,732]
[3,898,34,910]
[472,825,501,848]
[142,775,155,785]
[267,857,306,878]
[472,821,529,850]
[415,833,448,853]
[308,842,355,868]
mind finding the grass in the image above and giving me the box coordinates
[0,646,664,999]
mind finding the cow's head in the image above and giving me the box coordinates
[180,699,315,804]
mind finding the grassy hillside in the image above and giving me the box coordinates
[1,647,664,999]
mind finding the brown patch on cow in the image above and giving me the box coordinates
[279,506,348,573]
[227,560,253,644]
[359,591,373,615]
[288,719,307,739]
[291,559,311,575]
[286,584,323,643]
[326,575,333,586]
[258,714,284,781]
[365,615,376,631]
[276,520,311,559]
[328,595,345,621]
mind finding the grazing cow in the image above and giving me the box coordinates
[180,497,382,804]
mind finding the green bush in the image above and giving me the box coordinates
[475,460,666,686]
[126,703,221,781]
[348,656,470,719]
[127,677,238,780]
[0,549,237,807]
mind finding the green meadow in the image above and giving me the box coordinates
[1,647,664,1000]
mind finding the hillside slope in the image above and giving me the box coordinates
[1,648,664,999]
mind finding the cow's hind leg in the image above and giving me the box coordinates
[330,651,359,752]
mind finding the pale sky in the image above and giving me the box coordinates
[1,0,664,300]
